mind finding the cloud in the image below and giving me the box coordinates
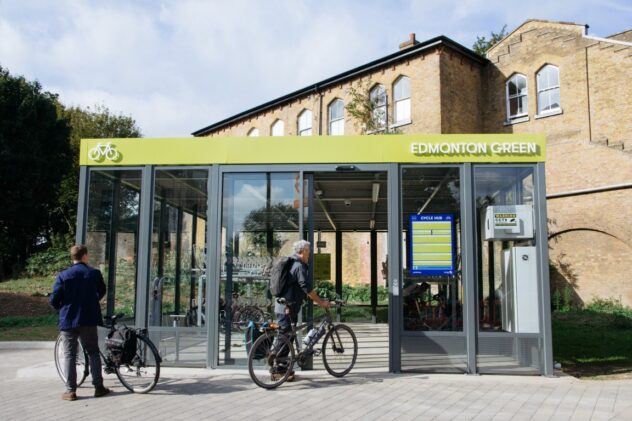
[1,0,630,137]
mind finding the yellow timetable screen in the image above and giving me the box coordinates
[409,213,456,276]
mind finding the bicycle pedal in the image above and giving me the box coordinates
[313,349,321,356]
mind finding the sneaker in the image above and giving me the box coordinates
[94,386,112,398]
[62,391,77,401]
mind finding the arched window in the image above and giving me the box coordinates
[297,109,312,136]
[536,65,560,115]
[506,73,528,120]
[369,84,387,129]
[393,76,411,124]
[328,99,344,136]
[271,119,284,136]
[247,128,259,137]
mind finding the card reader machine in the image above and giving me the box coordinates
[484,205,534,240]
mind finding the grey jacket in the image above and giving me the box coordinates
[274,255,312,315]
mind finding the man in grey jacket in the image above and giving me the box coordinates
[274,240,330,380]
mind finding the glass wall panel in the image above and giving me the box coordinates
[86,170,142,320]
[475,167,535,332]
[401,167,463,332]
[148,169,208,366]
[219,172,300,366]
[474,166,540,373]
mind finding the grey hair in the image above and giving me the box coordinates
[293,240,311,254]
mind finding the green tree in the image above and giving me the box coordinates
[472,25,508,57]
[55,105,141,235]
[345,78,401,135]
[0,66,71,278]
[242,203,299,255]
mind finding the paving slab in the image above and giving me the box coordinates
[2,348,632,420]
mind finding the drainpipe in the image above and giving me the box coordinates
[315,85,324,135]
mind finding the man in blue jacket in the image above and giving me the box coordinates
[50,245,110,401]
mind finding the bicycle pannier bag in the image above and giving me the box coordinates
[245,321,272,360]
[105,328,138,365]
[269,256,294,297]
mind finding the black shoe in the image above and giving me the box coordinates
[94,386,111,398]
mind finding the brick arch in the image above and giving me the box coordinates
[549,227,631,249]
[549,228,632,307]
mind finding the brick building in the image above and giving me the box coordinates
[193,19,632,307]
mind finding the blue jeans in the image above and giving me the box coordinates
[60,326,103,391]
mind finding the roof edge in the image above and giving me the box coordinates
[192,36,485,136]
[486,19,587,55]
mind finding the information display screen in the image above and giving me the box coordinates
[409,213,456,276]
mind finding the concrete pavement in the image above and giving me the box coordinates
[2,347,632,420]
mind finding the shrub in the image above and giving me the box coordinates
[585,297,632,329]
[24,234,74,277]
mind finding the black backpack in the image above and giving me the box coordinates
[269,256,294,297]
[105,327,137,365]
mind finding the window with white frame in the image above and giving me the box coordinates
[506,74,528,120]
[297,109,312,136]
[247,128,259,137]
[271,119,284,136]
[369,84,387,129]
[536,65,560,115]
[328,99,344,136]
[393,76,411,124]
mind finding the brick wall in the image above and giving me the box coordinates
[439,48,484,133]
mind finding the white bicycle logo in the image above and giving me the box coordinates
[88,143,120,162]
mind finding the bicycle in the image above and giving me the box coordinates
[247,298,358,389]
[54,314,162,393]
[88,142,120,161]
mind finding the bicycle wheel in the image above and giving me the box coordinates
[235,306,265,332]
[105,147,119,161]
[115,334,161,393]
[322,324,358,377]
[54,334,88,387]
[87,147,101,161]
[247,330,294,389]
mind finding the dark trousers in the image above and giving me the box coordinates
[274,305,300,372]
[60,326,103,391]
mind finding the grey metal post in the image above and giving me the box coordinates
[135,165,154,328]
[207,165,221,368]
[75,166,89,244]
[387,163,401,373]
[462,163,478,374]
[535,163,554,376]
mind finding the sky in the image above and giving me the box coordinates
[1,0,631,137]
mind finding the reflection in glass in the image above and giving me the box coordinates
[401,168,462,331]
[86,170,142,319]
[219,173,301,366]
[475,167,535,332]
[149,169,208,329]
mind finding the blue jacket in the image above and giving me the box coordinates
[49,262,107,330]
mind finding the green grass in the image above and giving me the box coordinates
[552,309,632,378]
[0,315,59,341]
[0,276,56,295]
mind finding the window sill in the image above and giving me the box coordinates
[535,108,563,119]
[503,116,530,126]
[390,119,412,129]
[366,128,385,135]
